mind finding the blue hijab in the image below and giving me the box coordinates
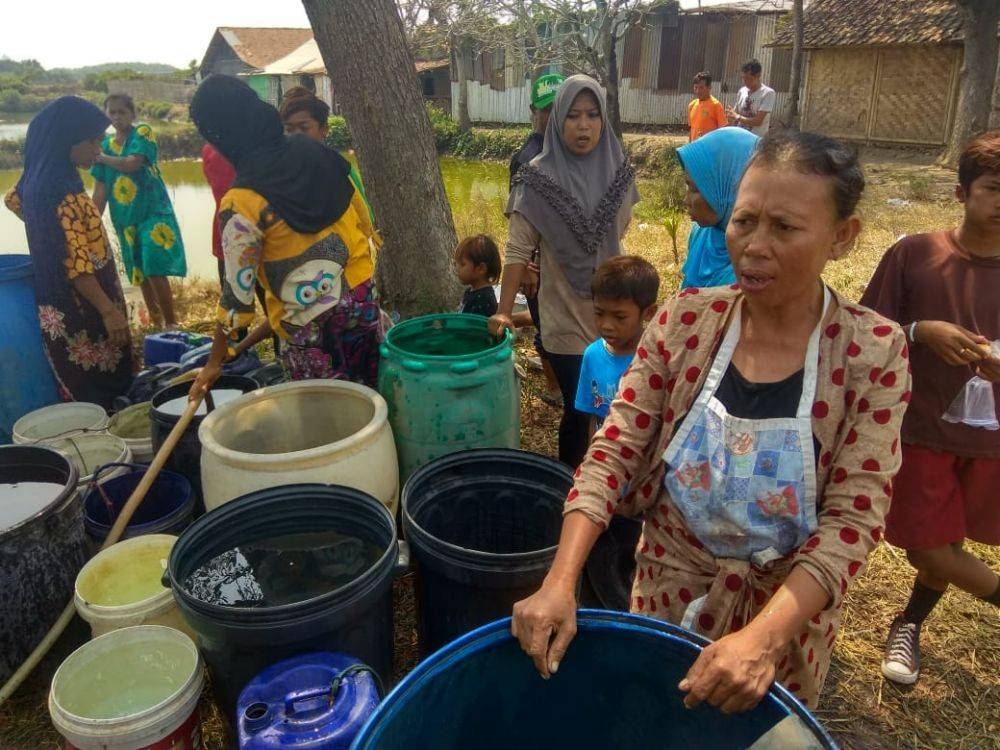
[17,97,110,305]
[677,127,759,289]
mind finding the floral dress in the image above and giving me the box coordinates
[568,285,911,708]
[91,123,187,284]
[5,188,133,408]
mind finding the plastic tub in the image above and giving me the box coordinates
[107,402,154,464]
[402,448,571,655]
[12,401,108,445]
[198,379,399,515]
[167,484,399,720]
[150,375,258,511]
[0,254,60,443]
[0,445,84,683]
[351,611,837,750]
[378,314,519,483]
[82,463,195,548]
[50,434,132,488]
[49,625,203,750]
[74,534,193,640]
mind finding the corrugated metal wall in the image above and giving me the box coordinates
[454,11,790,126]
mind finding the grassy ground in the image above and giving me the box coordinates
[1,146,997,749]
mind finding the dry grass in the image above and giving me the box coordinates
[1,148,996,750]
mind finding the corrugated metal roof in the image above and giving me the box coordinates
[683,0,794,14]
[770,0,964,48]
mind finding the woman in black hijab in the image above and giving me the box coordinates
[188,75,381,394]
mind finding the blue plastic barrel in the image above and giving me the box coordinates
[351,610,838,750]
[0,255,59,443]
[238,652,381,750]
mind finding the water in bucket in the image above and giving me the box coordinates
[0,481,65,529]
[183,530,383,607]
[155,388,244,417]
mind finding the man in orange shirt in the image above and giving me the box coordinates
[688,71,727,142]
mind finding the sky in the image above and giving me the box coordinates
[1,0,745,70]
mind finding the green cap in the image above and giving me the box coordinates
[531,73,565,110]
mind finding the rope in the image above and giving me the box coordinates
[329,663,384,703]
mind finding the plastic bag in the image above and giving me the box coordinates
[942,341,1000,430]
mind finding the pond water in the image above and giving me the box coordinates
[0,114,32,142]
[0,156,660,280]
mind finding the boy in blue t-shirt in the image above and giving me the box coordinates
[575,256,660,437]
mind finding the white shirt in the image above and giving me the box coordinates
[735,84,776,136]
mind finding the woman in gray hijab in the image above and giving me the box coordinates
[490,74,640,468]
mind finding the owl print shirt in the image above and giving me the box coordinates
[216,188,374,340]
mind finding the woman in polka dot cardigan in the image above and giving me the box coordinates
[512,132,911,712]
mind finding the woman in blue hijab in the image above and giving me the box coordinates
[676,127,759,288]
[4,97,133,408]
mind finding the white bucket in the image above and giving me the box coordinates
[12,402,108,445]
[107,402,154,464]
[199,379,399,515]
[74,534,194,640]
[49,625,203,750]
[50,434,132,488]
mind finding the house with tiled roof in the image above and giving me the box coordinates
[770,0,984,146]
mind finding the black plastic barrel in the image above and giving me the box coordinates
[166,484,398,722]
[402,449,571,655]
[150,374,257,512]
[0,445,84,683]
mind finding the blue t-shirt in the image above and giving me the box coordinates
[574,339,635,422]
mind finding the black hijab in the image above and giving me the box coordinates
[190,74,353,234]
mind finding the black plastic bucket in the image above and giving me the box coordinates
[0,445,84,683]
[166,483,398,722]
[402,448,571,655]
[150,374,257,513]
[82,462,195,547]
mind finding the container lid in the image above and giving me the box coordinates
[238,652,380,750]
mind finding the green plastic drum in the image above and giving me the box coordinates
[378,314,520,482]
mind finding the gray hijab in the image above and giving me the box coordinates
[506,74,640,296]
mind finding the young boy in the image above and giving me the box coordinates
[574,256,660,437]
[455,234,501,317]
[688,71,727,142]
[861,131,1000,686]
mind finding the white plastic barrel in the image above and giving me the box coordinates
[12,402,108,445]
[199,379,399,515]
[74,534,193,640]
[107,402,154,464]
[50,434,132,488]
[49,625,203,750]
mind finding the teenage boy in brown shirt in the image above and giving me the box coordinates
[861,131,1000,686]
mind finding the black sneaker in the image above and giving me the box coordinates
[881,613,921,685]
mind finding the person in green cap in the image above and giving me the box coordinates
[509,73,565,190]
[509,72,566,408]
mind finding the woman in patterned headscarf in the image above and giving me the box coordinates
[491,74,640,469]
[4,96,133,408]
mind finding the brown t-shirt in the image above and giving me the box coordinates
[861,230,1000,458]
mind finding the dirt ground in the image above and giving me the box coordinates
[1,146,997,749]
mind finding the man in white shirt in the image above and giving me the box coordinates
[728,58,776,136]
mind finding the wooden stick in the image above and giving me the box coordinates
[0,394,204,706]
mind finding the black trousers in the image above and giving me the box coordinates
[546,352,591,469]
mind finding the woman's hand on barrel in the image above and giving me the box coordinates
[678,626,778,714]
[488,313,515,339]
[511,580,578,679]
[100,307,130,348]
[188,363,222,402]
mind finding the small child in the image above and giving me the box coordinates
[861,131,1000,687]
[455,234,500,318]
[574,256,660,436]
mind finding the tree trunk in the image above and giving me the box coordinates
[606,28,624,138]
[941,0,1000,167]
[784,0,805,130]
[303,0,461,318]
[455,36,473,132]
[991,47,1000,130]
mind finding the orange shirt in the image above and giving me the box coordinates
[688,96,727,141]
